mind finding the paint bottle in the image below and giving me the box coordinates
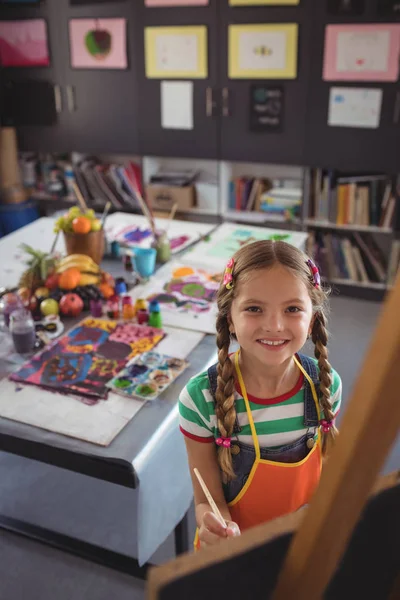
[115,278,128,296]
[148,301,162,329]
[122,296,135,321]
[135,298,147,314]
[137,309,149,325]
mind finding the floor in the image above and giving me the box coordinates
[0,294,398,600]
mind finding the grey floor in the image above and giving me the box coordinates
[0,295,398,600]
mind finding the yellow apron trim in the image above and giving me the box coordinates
[228,458,260,507]
[234,351,261,460]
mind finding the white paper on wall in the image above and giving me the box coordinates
[238,31,287,71]
[328,87,383,129]
[156,34,198,72]
[161,81,194,130]
[336,31,390,73]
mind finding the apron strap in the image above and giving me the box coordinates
[293,355,321,423]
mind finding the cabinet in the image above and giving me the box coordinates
[135,1,220,159]
[304,0,400,173]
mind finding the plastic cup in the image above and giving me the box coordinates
[132,247,157,278]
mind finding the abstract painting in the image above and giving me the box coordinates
[229,23,298,79]
[0,19,49,67]
[107,351,189,401]
[323,24,400,81]
[69,18,127,69]
[10,318,164,400]
[130,263,221,334]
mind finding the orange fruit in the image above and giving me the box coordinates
[59,267,81,290]
[72,216,91,234]
[99,283,115,299]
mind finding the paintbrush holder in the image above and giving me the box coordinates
[64,230,105,265]
[152,231,171,264]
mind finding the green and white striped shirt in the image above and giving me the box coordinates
[179,357,342,448]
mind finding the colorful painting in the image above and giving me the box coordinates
[184,223,309,270]
[145,26,208,79]
[323,24,400,82]
[10,318,165,400]
[229,23,298,79]
[130,263,221,334]
[69,18,127,69]
[0,19,49,67]
[107,351,189,400]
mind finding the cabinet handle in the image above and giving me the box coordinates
[393,91,400,124]
[222,87,230,117]
[53,84,62,113]
[66,85,76,112]
[206,87,216,117]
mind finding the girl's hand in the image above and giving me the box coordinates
[199,511,241,547]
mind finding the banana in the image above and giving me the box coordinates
[79,272,101,286]
[56,254,100,274]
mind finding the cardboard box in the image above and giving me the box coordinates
[146,184,196,212]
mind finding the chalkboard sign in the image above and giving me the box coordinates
[327,0,365,14]
[250,85,283,133]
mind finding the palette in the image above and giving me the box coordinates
[107,351,189,400]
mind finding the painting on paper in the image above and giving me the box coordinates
[130,263,221,334]
[107,352,189,401]
[0,19,49,67]
[69,18,127,69]
[10,318,164,400]
[328,87,382,129]
[145,26,207,78]
[323,24,400,81]
[229,24,298,79]
[146,0,208,5]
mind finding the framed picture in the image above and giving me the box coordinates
[323,23,400,81]
[376,0,400,15]
[145,26,207,79]
[229,0,299,4]
[145,0,209,5]
[229,23,298,79]
[0,19,49,67]
[70,1,123,4]
[69,18,127,69]
[327,0,365,14]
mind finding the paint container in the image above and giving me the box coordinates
[132,247,157,278]
[122,296,135,320]
[137,309,149,325]
[152,231,171,264]
[90,299,103,318]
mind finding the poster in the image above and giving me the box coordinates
[129,263,220,334]
[146,0,209,5]
[69,18,127,69]
[184,222,309,270]
[161,81,193,130]
[10,318,164,400]
[229,0,299,4]
[377,0,400,15]
[328,87,382,129]
[145,26,207,78]
[0,19,49,67]
[323,24,400,81]
[327,0,365,14]
[250,84,284,131]
[229,24,298,79]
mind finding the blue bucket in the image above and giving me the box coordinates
[0,200,39,235]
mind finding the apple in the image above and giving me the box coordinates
[40,298,59,317]
[59,293,84,317]
[45,273,59,290]
[91,218,102,232]
[85,28,112,60]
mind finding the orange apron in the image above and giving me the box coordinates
[194,351,322,548]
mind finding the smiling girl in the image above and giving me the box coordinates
[179,240,342,548]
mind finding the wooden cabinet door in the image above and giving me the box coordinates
[135,0,220,159]
[217,0,315,165]
[305,0,400,174]
[56,0,139,154]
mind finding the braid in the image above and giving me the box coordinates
[215,313,237,481]
[311,312,338,456]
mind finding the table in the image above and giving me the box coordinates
[0,218,218,577]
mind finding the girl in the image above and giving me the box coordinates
[179,240,342,548]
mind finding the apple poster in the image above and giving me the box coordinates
[69,18,127,69]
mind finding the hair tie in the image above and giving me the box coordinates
[223,258,234,290]
[320,419,333,433]
[307,258,321,289]
[216,436,231,448]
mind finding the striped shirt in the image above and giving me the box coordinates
[179,357,342,448]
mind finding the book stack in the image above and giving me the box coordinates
[228,177,302,220]
[307,230,388,285]
[310,170,396,229]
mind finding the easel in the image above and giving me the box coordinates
[147,276,400,600]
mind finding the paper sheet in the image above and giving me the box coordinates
[161,81,193,130]
[328,87,382,129]
[145,26,207,78]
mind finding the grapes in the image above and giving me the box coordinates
[53,206,97,233]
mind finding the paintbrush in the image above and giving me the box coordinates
[166,202,178,233]
[194,468,227,528]
[101,201,112,229]
[72,181,89,213]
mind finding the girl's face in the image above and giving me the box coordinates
[230,265,314,368]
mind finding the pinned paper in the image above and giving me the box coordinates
[323,24,400,81]
[229,24,298,79]
[161,81,193,130]
[328,87,382,129]
[145,26,207,78]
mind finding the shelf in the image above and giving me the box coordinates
[304,219,393,234]
[224,211,300,226]
[324,277,387,290]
